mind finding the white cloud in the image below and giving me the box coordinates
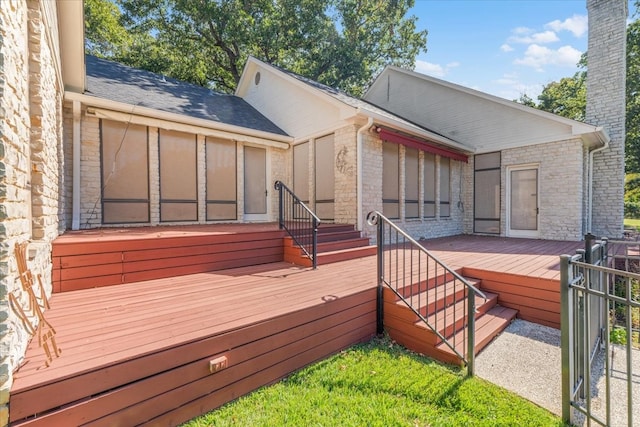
[508,30,559,44]
[514,44,582,71]
[415,60,459,78]
[500,43,514,52]
[492,74,545,101]
[545,14,588,37]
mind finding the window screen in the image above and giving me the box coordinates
[159,129,197,222]
[440,157,451,217]
[423,153,436,218]
[382,142,399,219]
[474,152,501,233]
[405,147,419,218]
[101,119,149,224]
[315,134,335,221]
[206,138,236,220]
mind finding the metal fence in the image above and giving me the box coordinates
[561,237,640,426]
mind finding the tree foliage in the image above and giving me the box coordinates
[84,0,427,96]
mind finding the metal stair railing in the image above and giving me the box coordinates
[275,181,321,269]
[367,211,487,376]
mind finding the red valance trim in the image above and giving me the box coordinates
[377,128,469,163]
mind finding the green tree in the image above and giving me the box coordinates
[86,0,427,96]
[626,13,640,172]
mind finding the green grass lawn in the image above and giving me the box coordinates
[183,336,564,427]
[624,218,640,230]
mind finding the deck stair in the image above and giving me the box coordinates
[283,224,376,267]
[383,273,517,365]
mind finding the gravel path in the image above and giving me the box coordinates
[475,319,640,426]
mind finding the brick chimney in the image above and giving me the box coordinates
[586,0,627,237]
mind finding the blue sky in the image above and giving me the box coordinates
[408,0,637,101]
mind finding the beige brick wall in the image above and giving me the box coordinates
[361,129,465,242]
[0,1,63,424]
[501,139,585,241]
[586,0,626,238]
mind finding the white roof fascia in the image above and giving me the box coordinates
[356,108,475,154]
[64,91,293,147]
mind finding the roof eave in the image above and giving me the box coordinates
[64,91,293,146]
[355,108,475,154]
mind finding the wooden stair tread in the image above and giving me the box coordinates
[436,305,518,355]
[411,292,498,335]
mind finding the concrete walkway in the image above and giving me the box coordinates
[475,319,640,426]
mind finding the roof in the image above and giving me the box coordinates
[239,57,472,152]
[84,55,287,136]
[364,66,608,151]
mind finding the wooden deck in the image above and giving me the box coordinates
[10,230,584,426]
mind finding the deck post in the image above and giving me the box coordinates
[560,254,573,425]
[376,216,384,335]
[467,288,476,377]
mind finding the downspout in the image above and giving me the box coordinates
[587,129,609,233]
[72,100,81,230]
[356,117,374,231]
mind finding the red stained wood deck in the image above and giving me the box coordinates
[10,230,584,426]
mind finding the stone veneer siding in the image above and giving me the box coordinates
[70,112,290,227]
[361,129,465,242]
[586,0,627,238]
[501,139,586,241]
[0,1,63,425]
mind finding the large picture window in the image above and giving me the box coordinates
[206,138,236,220]
[159,129,197,222]
[474,152,501,233]
[101,119,149,224]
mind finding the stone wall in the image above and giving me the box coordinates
[501,139,585,241]
[361,129,465,242]
[0,1,63,425]
[586,0,627,238]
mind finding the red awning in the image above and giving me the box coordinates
[376,128,468,163]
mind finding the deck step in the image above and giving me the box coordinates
[384,275,518,367]
[283,225,374,267]
[436,305,518,356]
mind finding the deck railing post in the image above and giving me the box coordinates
[560,254,573,425]
[467,287,476,377]
[276,181,284,230]
[585,233,596,265]
[376,215,384,335]
[312,217,318,270]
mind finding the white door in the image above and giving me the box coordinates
[244,146,268,221]
[508,166,539,237]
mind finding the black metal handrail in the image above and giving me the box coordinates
[367,210,486,375]
[275,181,321,269]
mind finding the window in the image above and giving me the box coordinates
[100,119,149,224]
[382,142,399,218]
[474,152,501,234]
[315,134,335,221]
[439,157,451,217]
[405,147,419,218]
[206,137,236,220]
[159,129,197,222]
[423,153,436,218]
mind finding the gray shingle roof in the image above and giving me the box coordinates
[85,55,287,136]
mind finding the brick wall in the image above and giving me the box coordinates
[361,129,465,242]
[586,0,627,238]
[502,139,585,241]
[0,1,63,424]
